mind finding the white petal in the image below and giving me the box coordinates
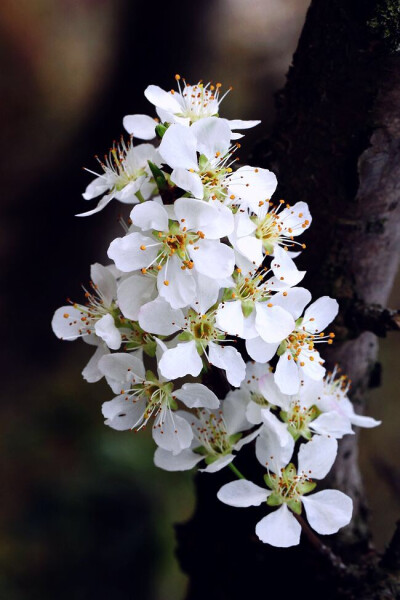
[102,395,146,431]
[158,340,203,379]
[269,246,306,288]
[255,304,295,344]
[302,490,353,535]
[82,176,109,200]
[90,263,117,306]
[159,123,198,170]
[256,504,301,547]
[274,352,300,395]
[297,435,338,480]
[268,287,311,320]
[122,114,156,139]
[350,413,381,428]
[228,166,277,212]
[152,411,193,454]
[279,201,312,235]
[208,342,246,387]
[216,301,245,337]
[192,272,221,314]
[303,296,339,334]
[190,239,234,279]
[138,296,184,335]
[299,350,326,381]
[171,168,203,198]
[246,337,279,363]
[98,352,145,385]
[94,314,121,350]
[175,197,233,239]
[52,305,87,341]
[154,447,203,471]
[310,412,354,439]
[217,480,267,507]
[222,389,252,434]
[144,85,182,114]
[234,236,264,267]
[108,232,158,272]
[174,383,219,409]
[82,345,108,383]
[228,119,261,131]
[118,275,156,320]
[76,192,114,217]
[158,255,197,308]
[200,454,235,473]
[191,117,231,158]
[130,201,169,231]
[258,371,289,409]
[256,418,294,474]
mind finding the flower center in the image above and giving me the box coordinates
[264,463,316,514]
[280,401,319,441]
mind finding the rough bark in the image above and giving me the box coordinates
[176,1,400,598]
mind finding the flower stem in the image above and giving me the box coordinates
[228,462,246,480]
[294,513,348,571]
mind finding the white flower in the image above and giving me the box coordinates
[258,372,354,440]
[99,352,219,454]
[217,435,352,548]
[317,368,381,429]
[108,197,234,309]
[215,254,307,342]
[52,263,121,350]
[124,78,260,140]
[247,296,339,395]
[77,140,161,216]
[229,200,312,268]
[154,391,259,472]
[139,300,246,387]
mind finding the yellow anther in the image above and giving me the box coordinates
[63,313,69,318]
[163,280,169,286]
[140,245,146,250]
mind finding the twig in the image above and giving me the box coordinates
[294,513,348,572]
[347,302,400,337]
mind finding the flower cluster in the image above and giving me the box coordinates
[52,76,380,548]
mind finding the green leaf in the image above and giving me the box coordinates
[155,123,169,138]
[148,160,169,192]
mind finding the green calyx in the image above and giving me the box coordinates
[264,463,316,512]
[280,404,320,441]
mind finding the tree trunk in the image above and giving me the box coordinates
[176,1,400,598]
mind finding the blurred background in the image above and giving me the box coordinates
[0,1,399,598]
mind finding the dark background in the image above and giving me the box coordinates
[0,1,398,598]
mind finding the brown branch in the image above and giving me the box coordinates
[294,513,348,572]
[381,520,400,571]
[346,302,400,337]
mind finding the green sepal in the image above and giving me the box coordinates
[192,445,208,456]
[287,427,301,442]
[163,382,174,394]
[277,341,287,356]
[148,160,169,192]
[169,397,178,411]
[222,287,236,301]
[143,339,157,358]
[198,154,209,170]
[241,300,254,318]
[262,241,274,255]
[284,463,297,478]
[295,317,303,327]
[264,473,277,490]
[280,410,288,423]
[204,454,219,465]
[297,480,317,495]
[266,492,283,507]
[178,331,193,342]
[145,370,158,384]
[155,123,169,138]
[287,498,302,515]
[299,428,312,441]
[229,432,242,446]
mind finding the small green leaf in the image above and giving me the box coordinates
[148,160,169,192]
[155,123,169,138]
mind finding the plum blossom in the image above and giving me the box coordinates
[154,391,260,473]
[78,139,161,217]
[108,197,234,309]
[247,296,339,395]
[229,200,312,268]
[215,250,307,344]
[218,435,352,547]
[99,352,219,454]
[138,299,246,387]
[316,367,381,430]
[124,77,260,141]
